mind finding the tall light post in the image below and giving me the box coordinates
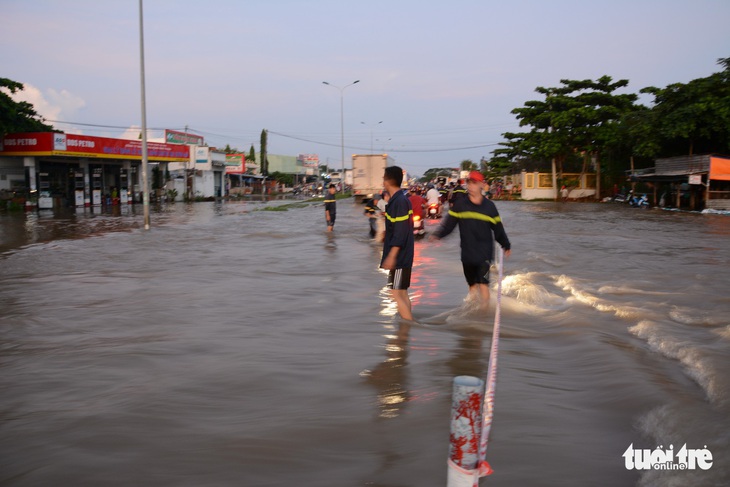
[361,121,382,153]
[376,138,392,153]
[323,80,359,193]
[138,0,150,229]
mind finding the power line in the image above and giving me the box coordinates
[46,120,503,154]
[268,130,500,153]
[48,119,177,131]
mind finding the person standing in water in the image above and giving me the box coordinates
[324,184,336,232]
[380,166,414,321]
[430,171,511,309]
[364,194,381,239]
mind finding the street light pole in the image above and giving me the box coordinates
[323,80,360,193]
[361,121,382,153]
[138,0,150,229]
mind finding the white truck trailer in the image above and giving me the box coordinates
[351,154,394,203]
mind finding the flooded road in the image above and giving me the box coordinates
[1,199,729,486]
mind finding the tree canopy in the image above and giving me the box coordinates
[487,58,730,193]
[419,167,453,183]
[639,57,730,156]
[0,78,54,136]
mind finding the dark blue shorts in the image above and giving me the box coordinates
[387,267,412,290]
[462,260,491,286]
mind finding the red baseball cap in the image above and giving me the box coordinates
[468,171,484,182]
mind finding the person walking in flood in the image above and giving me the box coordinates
[364,194,380,239]
[324,184,336,232]
[430,171,511,310]
[380,166,414,321]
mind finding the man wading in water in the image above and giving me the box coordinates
[380,166,414,321]
[430,171,511,310]
[324,184,336,232]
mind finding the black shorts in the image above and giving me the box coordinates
[387,267,412,290]
[462,260,491,286]
[326,215,336,226]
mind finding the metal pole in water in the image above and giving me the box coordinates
[138,0,150,230]
[473,247,505,485]
[446,248,505,487]
[447,376,485,486]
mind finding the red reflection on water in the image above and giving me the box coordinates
[409,240,445,306]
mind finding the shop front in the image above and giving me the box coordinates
[0,132,190,210]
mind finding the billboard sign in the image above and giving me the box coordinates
[298,153,319,168]
[0,132,190,161]
[165,129,205,146]
[225,153,245,173]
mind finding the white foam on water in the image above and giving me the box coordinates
[629,321,727,408]
[597,285,679,297]
[714,325,730,341]
[498,272,576,319]
[557,275,646,320]
[669,306,728,327]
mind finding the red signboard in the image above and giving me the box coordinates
[0,132,190,162]
[225,153,246,173]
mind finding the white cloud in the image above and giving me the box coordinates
[45,88,86,120]
[8,83,86,122]
[117,126,163,143]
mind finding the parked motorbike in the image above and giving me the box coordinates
[629,193,650,208]
[426,202,441,219]
[412,214,425,238]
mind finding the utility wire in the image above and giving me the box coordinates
[46,120,503,154]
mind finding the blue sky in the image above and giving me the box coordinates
[2,0,729,176]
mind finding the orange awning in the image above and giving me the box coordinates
[710,157,730,181]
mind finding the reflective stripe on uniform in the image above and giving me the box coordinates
[323,199,336,203]
[385,209,413,223]
[448,210,501,224]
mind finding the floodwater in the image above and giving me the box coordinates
[1,199,728,487]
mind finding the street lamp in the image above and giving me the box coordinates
[376,138,392,153]
[361,121,382,153]
[323,79,360,193]
[138,0,150,229]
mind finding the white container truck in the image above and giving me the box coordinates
[351,154,394,203]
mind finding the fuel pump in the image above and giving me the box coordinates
[38,172,53,209]
[120,172,129,204]
[74,171,85,207]
[92,168,102,205]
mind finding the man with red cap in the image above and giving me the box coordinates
[430,170,511,308]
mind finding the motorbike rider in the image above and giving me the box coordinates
[425,184,442,217]
[438,182,449,204]
[409,187,427,220]
[408,188,427,236]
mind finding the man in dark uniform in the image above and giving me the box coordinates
[324,184,336,232]
[448,179,467,206]
[430,171,511,308]
[364,194,380,238]
[381,166,414,321]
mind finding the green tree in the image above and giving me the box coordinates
[420,167,453,182]
[504,76,638,198]
[639,57,730,156]
[0,78,54,136]
[222,144,240,154]
[260,129,268,176]
[269,171,293,187]
[460,159,477,171]
[248,144,255,165]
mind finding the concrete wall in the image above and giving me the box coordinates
[517,171,597,200]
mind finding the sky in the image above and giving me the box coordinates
[2,0,729,177]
